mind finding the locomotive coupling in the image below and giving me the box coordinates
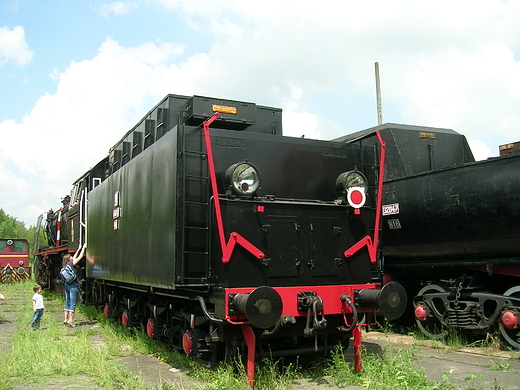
[230,286,283,329]
[355,282,407,320]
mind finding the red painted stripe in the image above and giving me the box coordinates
[203,113,264,264]
[344,131,386,263]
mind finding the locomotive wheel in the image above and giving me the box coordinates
[33,256,47,288]
[499,286,520,349]
[415,284,449,340]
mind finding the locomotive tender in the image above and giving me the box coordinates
[35,94,406,384]
[337,124,520,348]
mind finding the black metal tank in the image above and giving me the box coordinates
[336,123,520,271]
[86,95,380,290]
[337,123,520,349]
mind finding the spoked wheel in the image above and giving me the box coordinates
[415,284,449,340]
[499,286,520,349]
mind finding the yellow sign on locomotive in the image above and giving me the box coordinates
[212,104,237,115]
[419,132,436,139]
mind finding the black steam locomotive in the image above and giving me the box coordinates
[34,94,406,384]
[337,124,520,348]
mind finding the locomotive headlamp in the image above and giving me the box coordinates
[336,170,368,209]
[225,162,261,196]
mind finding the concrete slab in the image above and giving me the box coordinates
[120,354,199,389]
[363,331,520,390]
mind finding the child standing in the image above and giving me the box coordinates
[31,285,45,329]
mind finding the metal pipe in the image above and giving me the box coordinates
[338,298,358,333]
[196,296,225,323]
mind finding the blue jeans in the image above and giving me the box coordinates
[31,308,44,328]
[64,282,79,312]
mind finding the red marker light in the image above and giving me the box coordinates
[347,187,366,209]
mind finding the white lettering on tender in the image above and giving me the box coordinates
[387,219,402,229]
[382,203,399,216]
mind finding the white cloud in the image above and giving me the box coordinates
[283,111,320,140]
[390,42,520,143]
[4,0,520,225]
[0,37,190,225]
[99,1,138,17]
[468,139,493,161]
[49,68,61,81]
[0,25,34,66]
[147,0,520,147]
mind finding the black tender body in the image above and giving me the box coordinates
[87,95,377,289]
[337,123,520,268]
[337,123,520,347]
[35,94,403,384]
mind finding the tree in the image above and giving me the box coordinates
[0,209,26,238]
[0,208,46,257]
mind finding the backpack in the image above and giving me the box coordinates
[60,264,77,284]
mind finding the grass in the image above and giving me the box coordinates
[0,282,154,390]
[0,280,496,390]
[324,344,461,390]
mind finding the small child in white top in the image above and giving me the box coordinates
[31,285,45,329]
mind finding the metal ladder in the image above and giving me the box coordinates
[179,126,211,285]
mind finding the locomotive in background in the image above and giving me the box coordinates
[34,161,103,294]
[0,238,30,283]
[34,94,406,384]
[337,125,520,348]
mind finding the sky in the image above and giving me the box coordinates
[2,0,520,226]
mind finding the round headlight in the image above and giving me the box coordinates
[336,171,368,208]
[226,162,261,196]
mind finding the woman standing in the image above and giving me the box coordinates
[61,243,86,327]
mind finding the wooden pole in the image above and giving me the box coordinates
[375,62,383,125]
